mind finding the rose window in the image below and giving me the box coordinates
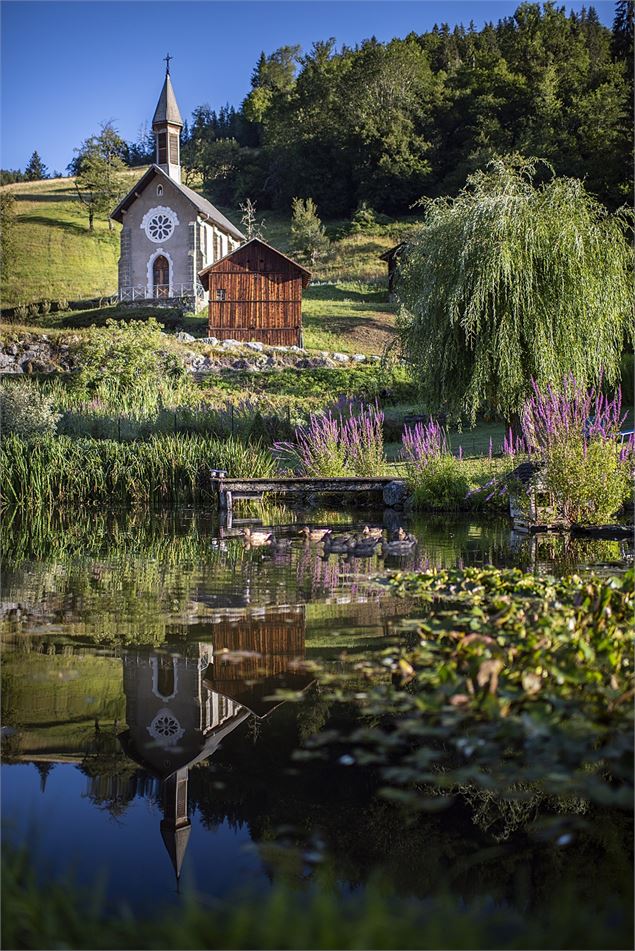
[141,206,179,243]
[147,708,185,746]
[147,213,174,242]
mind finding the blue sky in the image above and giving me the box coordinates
[1,1,615,173]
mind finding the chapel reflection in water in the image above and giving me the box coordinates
[115,606,312,884]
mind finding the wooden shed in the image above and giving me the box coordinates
[198,237,311,347]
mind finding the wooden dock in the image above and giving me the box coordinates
[210,472,399,516]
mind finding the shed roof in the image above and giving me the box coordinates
[152,72,183,128]
[110,165,245,240]
[379,242,407,263]
[198,237,312,290]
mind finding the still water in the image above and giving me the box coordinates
[1,506,632,916]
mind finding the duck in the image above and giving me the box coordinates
[242,527,273,547]
[381,532,417,557]
[361,525,384,539]
[299,527,333,543]
[323,533,355,554]
[349,536,381,558]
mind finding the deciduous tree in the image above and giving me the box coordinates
[397,157,632,424]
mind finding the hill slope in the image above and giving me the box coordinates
[1,173,425,353]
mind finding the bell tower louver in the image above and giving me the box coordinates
[152,55,183,183]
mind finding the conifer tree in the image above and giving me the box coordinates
[290,197,328,266]
[24,151,48,181]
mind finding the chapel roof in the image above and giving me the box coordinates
[152,71,183,128]
[110,165,245,240]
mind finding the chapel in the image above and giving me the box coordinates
[111,60,244,308]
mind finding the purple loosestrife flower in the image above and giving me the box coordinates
[401,419,447,472]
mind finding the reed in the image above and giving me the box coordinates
[0,434,276,508]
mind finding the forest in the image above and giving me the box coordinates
[157,1,634,214]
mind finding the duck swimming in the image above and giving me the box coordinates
[299,527,333,543]
[242,527,273,546]
[323,533,355,554]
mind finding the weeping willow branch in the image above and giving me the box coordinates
[397,156,633,424]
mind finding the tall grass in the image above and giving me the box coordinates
[0,434,275,508]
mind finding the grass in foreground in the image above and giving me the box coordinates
[3,845,632,951]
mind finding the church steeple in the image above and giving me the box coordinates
[152,56,183,183]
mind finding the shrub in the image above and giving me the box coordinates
[78,317,188,412]
[0,380,61,438]
[39,299,51,315]
[55,298,69,312]
[522,376,630,523]
[13,302,28,321]
[349,200,378,234]
[409,454,469,511]
[27,302,39,318]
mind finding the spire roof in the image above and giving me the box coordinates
[152,70,183,129]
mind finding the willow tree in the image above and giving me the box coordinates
[397,158,632,424]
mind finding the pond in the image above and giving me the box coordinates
[1,506,632,938]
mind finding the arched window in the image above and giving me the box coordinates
[157,184,163,197]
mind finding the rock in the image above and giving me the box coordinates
[352,354,366,362]
[221,339,240,348]
[175,331,196,342]
[332,352,350,363]
[246,341,264,352]
[289,345,305,353]
[199,336,220,346]
[383,480,409,509]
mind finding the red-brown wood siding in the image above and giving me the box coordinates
[206,243,305,347]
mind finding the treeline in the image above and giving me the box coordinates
[176,1,633,214]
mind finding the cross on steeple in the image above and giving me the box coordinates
[164,52,172,75]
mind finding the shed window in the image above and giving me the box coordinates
[156,184,163,197]
[216,289,226,301]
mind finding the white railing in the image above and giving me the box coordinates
[118,283,206,304]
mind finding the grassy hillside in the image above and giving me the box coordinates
[1,173,424,353]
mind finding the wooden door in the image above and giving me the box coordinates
[153,255,169,298]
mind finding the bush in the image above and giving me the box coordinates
[278,402,386,476]
[39,299,51,315]
[55,298,69,312]
[0,380,61,438]
[522,376,631,524]
[27,302,39,318]
[78,317,188,412]
[409,454,469,510]
[545,435,631,524]
[13,302,28,321]
[349,201,378,234]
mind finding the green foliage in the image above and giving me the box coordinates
[0,433,275,508]
[290,197,329,266]
[72,122,128,231]
[24,150,48,181]
[5,846,632,951]
[545,436,631,524]
[0,379,61,438]
[398,158,632,423]
[409,455,469,511]
[303,567,634,811]
[180,8,631,214]
[78,317,186,412]
[349,201,378,234]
